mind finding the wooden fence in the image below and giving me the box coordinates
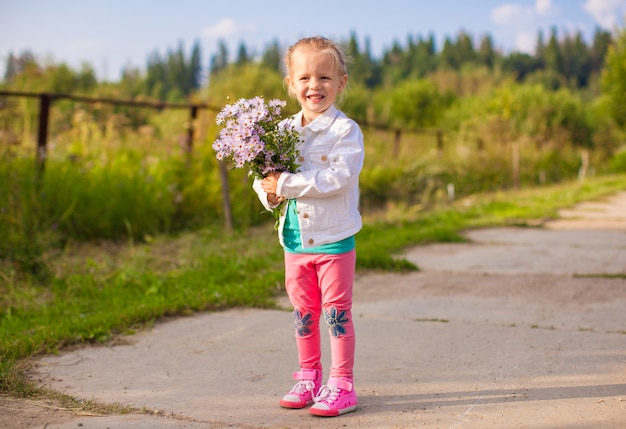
[0,90,445,232]
[0,90,240,229]
[0,90,221,171]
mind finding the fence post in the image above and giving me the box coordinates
[37,93,51,174]
[186,105,198,158]
[436,129,444,156]
[512,141,520,189]
[578,149,589,181]
[393,129,401,158]
[218,161,234,233]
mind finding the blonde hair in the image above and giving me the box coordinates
[284,36,349,101]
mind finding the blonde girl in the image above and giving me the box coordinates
[253,36,364,417]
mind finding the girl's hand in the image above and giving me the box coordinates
[261,172,282,194]
[267,193,285,206]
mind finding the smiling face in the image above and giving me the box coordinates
[287,47,348,126]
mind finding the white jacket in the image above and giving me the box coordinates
[253,105,364,249]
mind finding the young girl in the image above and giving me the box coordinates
[253,36,364,417]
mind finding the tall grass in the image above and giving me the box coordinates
[358,126,605,212]
[1,103,623,277]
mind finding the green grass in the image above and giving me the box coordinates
[1,173,626,400]
[573,273,626,279]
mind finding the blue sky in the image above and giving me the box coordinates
[1,0,625,81]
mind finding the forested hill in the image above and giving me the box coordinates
[2,27,614,100]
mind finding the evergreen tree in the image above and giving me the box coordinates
[456,31,476,65]
[477,34,496,69]
[543,27,564,74]
[567,31,591,87]
[362,36,381,87]
[142,41,201,100]
[261,39,282,73]
[440,37,457,69]
[381,40,405,86]
[210,39,229,76]
[602,26,626,130]
[347,32,378,87]
[167,42,186,97]
[408,34,437,78]
[502,52,541,81]
[236,42,251,66]
[120,66,145,96]
[145,50,167,99]
[590,27,612,74]
[535,30,546,68]
[3,50,37,82]
[189,40,203,90]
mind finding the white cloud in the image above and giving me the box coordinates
[584,0,626,29]
[490,1,558,53]
[492,0,553,24]
[202,18,239,38]
[535,0,552,15]
[491,3,526,25]
[515,31,536,53]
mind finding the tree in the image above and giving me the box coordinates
[235,42,251,66]
[166,42,186,98]
[535,30,546,67]
[543,27,564,74]
[565,31,591,87]
[387,79,451,129]
[207,63,289,111]
[602,26,626,130]
[145,50,167,99]
[440,37,458,69]
[347,33,366,86]
[142,41,202,100]
[455,31,476,65]
[3,50,38,83]
[381,40,405,86]
[189,40,203,91]
[408,34,437,78]
[590,27,612,73]
[502,52,541,81]
[261,39,282,73]
[210,39,229,76]
[477,34,496,69]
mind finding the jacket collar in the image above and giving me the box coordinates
[293,105,339,132]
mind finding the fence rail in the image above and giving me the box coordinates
[0,90,221,171]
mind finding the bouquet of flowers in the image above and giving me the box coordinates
[213,96,301,179]
[212,96,301,224]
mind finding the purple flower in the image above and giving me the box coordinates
[212,96,301,180]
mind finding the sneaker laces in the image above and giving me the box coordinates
[290,380,316,395]
[314,385,339,403]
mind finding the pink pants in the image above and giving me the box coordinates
[284,250,356,379]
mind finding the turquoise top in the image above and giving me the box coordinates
[283,199,355,254]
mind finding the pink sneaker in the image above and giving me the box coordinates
[309,377,358,416]
[279,369,322,409]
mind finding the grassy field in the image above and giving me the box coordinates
[2,173,626,405]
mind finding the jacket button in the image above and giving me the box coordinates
[302,213,309,219]
[308,238,314,245]
[321,155,328,161]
